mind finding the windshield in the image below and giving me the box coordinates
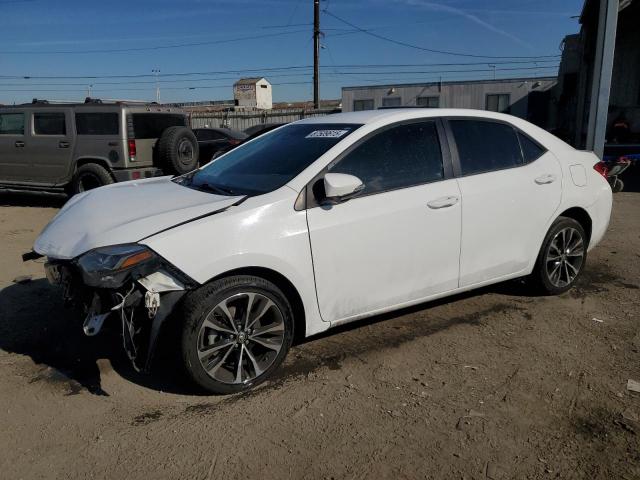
[176,122,361,196]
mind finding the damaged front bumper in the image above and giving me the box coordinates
[41,248,196,372]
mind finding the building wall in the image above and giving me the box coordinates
[234,83,257,108]
[341,78,556,124]
[556,0,640,147]
[233,79,273,110]
[255,79,273,110]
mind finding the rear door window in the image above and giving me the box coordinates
[0,113,25,135]
[517,131,546,163]
[34,112,66,135]
[449,120,522,175]
[329,121,444,195]
[130,114,188,139]
[76,113,119,135]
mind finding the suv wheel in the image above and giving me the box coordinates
[530,216,587,295]
[68,163,113,196]
[156,126,199,175]
[180,275,294,394]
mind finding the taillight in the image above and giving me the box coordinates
[593,161,608,178]
[228,138,241,145]
[128,139,137,162]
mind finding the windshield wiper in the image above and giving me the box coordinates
[194,182,237,196]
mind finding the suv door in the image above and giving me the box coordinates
[306,120,461,323]
[28,109,75,184]
[446,119,562,286]
[0,110,30,182]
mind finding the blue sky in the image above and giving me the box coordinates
[0,0,584,104]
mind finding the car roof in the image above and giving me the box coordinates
[296,108,574,152]
[194,127,247,139]
[296,108,520,125]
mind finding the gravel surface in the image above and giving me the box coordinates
[0,191,638,479]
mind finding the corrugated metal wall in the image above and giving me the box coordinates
[342,78,557,120]
[190,108,340,132]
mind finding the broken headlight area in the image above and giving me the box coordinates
[44,246,195,372]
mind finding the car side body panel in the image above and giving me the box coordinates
[141,186,327,337]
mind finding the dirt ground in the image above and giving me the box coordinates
[0,190,639,480]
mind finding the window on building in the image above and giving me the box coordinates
[75,113,119,135]
[33,112,66,135]
[382,97,402,107]
[517,131,546,163]
[450,120,522,175]
[0,113,25,135]
[353,99,374,111]
[485,94,511,113]
[329,121,443,195]
[417,96,440,108]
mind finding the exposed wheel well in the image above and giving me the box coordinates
[75,158,114,176]
[559,207,592,245]
[209,267,306,341]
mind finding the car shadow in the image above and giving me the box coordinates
[0,264,618,398]
[0,191,67,208]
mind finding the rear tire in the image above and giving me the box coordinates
[180,275,294,394]
[612,178,624,193]
[156,126,199,175]
[529,216,587,295]
[67,163,113,196]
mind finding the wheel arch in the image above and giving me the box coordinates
[558,206,593,245]
[207,266,307,342]
[75,157,114,173]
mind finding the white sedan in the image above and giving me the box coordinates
[30,109,612,394]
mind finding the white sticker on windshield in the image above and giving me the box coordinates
[305,129,349,139]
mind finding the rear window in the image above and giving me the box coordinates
[76,112,119,135]
[130,113,188,139]
[0,113,24,135]
[34,112,66,135]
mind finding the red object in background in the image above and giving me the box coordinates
[128,139,137,161]
[593,161,609,179]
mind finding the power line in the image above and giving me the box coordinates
[0,29,308,55]
[0,59,559,80]
[322,9,561,60]
[0,65,558,88]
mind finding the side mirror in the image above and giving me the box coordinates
[322,173,364,205]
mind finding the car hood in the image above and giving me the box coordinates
[34,176,243,259]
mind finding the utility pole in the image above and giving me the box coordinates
[152,69,161,103]
[313,0,320,109]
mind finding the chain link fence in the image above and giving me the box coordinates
[190,108,340,132]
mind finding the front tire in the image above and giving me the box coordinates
[530,216,587,295]
[180,275,294,394]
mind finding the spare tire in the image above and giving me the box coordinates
[156,126,199,175]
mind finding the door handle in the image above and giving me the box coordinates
[58,141,70,148]
[14,141,25,148]
[427,195,459,209]
[108,141,119,146]
[535,174,556,185]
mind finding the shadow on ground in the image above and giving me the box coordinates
[0,191,68,208]
[0,262,621,398]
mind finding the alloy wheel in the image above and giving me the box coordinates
[197,292,285,385]
[545,227,585,288]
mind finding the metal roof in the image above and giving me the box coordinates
[234,77,266,85]
[341,76,557,92]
